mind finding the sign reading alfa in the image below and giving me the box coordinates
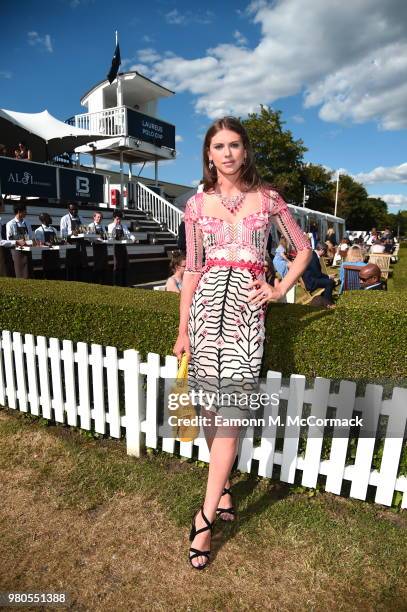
[127,109,175,149]
[59,168,104,202]
[0,158,57,197]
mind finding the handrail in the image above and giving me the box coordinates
[135,181,182,237]
[68,106,126,136]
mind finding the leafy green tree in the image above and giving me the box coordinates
[301,164,334,213]
[241,106,402,232]
[242,106,306,201]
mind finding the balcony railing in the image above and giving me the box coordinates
[66,106,126,137]
[66,106,176,150]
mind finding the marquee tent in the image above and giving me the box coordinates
[0,109,104,162]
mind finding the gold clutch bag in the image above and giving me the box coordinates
[171,353,199,443]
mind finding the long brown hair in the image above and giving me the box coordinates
[202,116,263,193]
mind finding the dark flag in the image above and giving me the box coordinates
[107,42,121,84]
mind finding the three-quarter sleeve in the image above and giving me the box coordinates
[184,196,204,274]
[269,191,312,252]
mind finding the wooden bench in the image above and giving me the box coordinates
[367,253,392,280]
[296,277,325,305]
[391,243,400,263]
[342,265,362,292]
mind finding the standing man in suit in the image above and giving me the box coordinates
[6,204,33,279]
[302,243,336,304]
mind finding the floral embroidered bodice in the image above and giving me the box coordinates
[184,189,311,274]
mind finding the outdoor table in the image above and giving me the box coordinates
[16,245,77,252]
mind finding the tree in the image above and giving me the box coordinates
[241,106,307,202]
[301,164,334,213]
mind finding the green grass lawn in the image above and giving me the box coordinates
[1,409,406,611]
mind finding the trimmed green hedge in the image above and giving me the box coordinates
[0,277,406,383]
[390,248,407,292]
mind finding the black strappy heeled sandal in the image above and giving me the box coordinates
[216,487,236,521]
[189,506,214,570]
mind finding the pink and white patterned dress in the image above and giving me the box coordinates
[184,189,311,416]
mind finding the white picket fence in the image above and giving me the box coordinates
[0,329,406,509]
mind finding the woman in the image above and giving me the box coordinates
[165,250,186,293]
[338,244,365,293]
[172,117,312,570]
[325,227,337,246]
[272,236,292,278]
[325,239,336,263]
[14,141,32,160]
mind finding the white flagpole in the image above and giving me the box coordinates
[334,171,340,217]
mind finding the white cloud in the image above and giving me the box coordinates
[370,193,407,208]
[175,135,183,142]
[83,157,118,172]
[28,31,53,53]
[233,30,248,46]
[165,9,185,24]
[291,114,304,124]
[137,48,161,64]
[191,179,201,187]
[164,8,214,26]
[138,0,407,128]
[354,162,407,184]
[0,70,12,79]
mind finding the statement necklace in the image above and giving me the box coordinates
[215,190,247,215]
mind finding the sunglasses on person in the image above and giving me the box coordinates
[359,274,378,283]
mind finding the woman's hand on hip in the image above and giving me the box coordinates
[247,278,285,305]
[173,333,191,361]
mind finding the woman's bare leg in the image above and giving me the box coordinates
[190,423,240,568]
[202,412,235,519]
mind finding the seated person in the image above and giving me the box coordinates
[273,237,291,278]
[370,240,386,254]
[14,141,32,160]
[359,264,386,290]
[324,239,336,263]
[34,213,57,244]
[338,238,349,260]
[165,250,186,293]
[264,253,276,286]
[302,243,336,305]
[383,238,395,254]
[339,245,365,293]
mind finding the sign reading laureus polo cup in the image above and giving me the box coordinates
[0,157,57,197]
[59,168,104,202]
[127,109,175,149]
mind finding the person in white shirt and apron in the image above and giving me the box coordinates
[0,218,25,276]
[34,213,60,280]
[107,211,135,287]
[88,212,109,284]
[60,202,88,281]
[6,204,33,279]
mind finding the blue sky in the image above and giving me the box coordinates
[1,0,407,212]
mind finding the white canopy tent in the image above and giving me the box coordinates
[0,109,104,162]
